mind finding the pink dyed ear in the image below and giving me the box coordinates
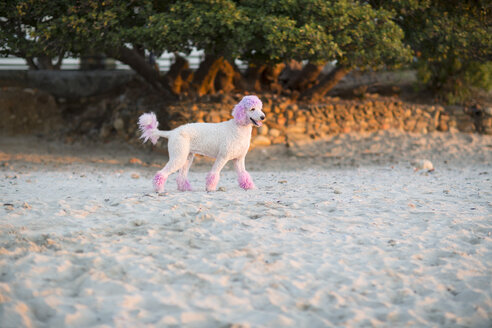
[232,103,248,125]
[232,95,262,126]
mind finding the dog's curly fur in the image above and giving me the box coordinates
[138,95,265,192]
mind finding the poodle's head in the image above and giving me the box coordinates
[232,95,265,127]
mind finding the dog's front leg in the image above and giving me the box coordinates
[234,157,255,190]
[206,157,228,192]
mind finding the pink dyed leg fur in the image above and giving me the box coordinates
[153,172,167,192]
[206,173,219,191]
[176,176,192,191]
[238,171,255,190]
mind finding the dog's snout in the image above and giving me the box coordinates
[260,115,265,120]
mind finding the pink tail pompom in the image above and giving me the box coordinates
[138,112,159,145]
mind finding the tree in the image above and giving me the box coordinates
[296,0,412,100]
[51,0,176,96]
[369,0,492,103]
[147,0,251,95]
[238,0,412,100]
[0,0,178,96]
[0,0,68,69]
[1,0,412,100]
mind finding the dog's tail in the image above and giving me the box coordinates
[138,112,171,145]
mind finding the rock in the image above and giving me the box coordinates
[0,87,61,135]
[252,135,271,147]
[415,120,428,133]
[209,113,221,123]
[286,133,312,147]
[381,123,391,130]
[438,121,449,132]
[129,158,143,165]
[113,118,124,131]
[258,125,269,136]
[295,115,306,124]
[404,119,417,131]
[412,159,434,172]
[480,117,492,130]
[269,128,281,138]
[99,124,112,138]
[457,120,476,133]
[285,125,306,134]
[272,136,286,144]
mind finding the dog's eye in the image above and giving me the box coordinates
[250,108,255,111]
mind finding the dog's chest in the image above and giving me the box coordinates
[227,134,250,158]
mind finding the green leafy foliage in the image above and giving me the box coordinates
[370,0,492,103]
[147,0,250,57]
[3,0,487,101]
[240,0,412,70]
[0,0,155,57]
[1,0,411,68]
[0,0,68,62]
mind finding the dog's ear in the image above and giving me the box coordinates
[232,102,249,126]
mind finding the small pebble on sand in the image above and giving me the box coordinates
[412,159,434,172]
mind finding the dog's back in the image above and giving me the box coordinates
[171,120,251,159]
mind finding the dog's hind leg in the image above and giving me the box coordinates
[206,157,228,192]
[234,156,255,190]
[176,153,194,191]
[153,137,189,193]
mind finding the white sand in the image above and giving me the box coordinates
[1,131,491,327]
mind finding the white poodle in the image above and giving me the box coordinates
[138,95,265,192]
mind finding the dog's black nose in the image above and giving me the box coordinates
[260,115,265,120]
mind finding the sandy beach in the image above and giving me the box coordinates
[1,130,491,327]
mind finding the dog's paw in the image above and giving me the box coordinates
[238,172,255,190]
[177,176,192,191]
[153,173,167,193]
[206,173,219,191]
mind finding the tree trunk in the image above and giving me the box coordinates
[53,55,63,70]
[192,55,225,96]
[231,62,246,91]
[25,57,38,70]
[245,64,268,92]
[165,54,192,94]
[214,59,236,93]
[286,62,324,91]
[279,60,303,88]
[263,63,286,94]
[300,66,350,101]
[110,46,175,98]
